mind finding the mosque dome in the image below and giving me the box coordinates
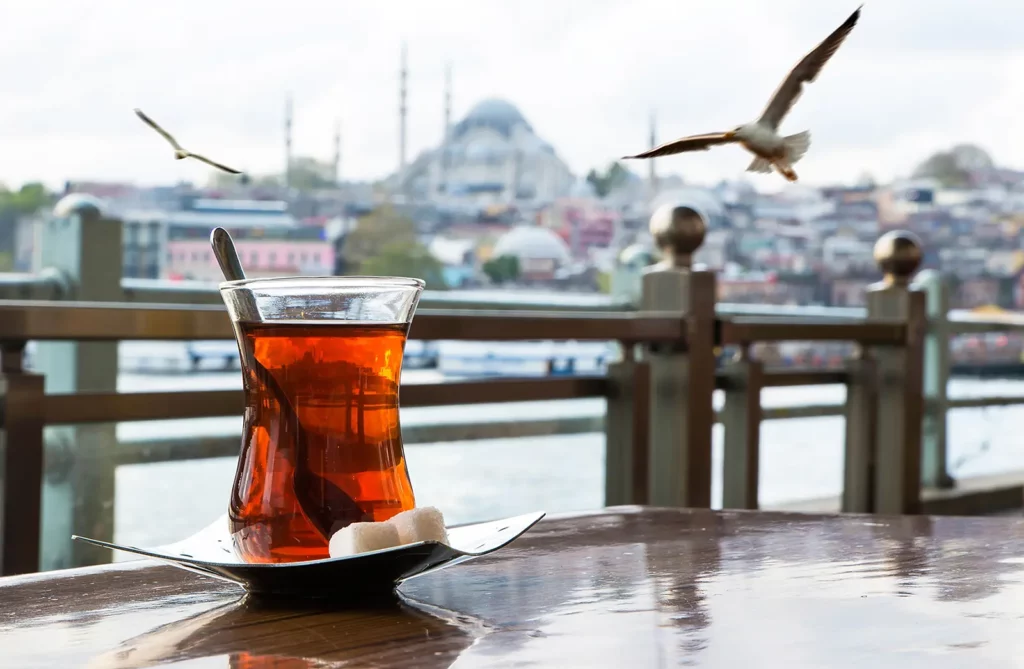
[454,98,533,139]
[492,225,571,264]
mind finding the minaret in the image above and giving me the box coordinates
[440,62,452,191]
[284,93,294,189]
[398,43,408,176]
[443,62,452,139]
[647,110,657,198]
[332,118,341,185]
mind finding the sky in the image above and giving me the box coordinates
[2,0,1024,191]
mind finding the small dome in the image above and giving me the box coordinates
[492,225,571,264]
[53,193,105,219]
[454,98,533,139]
[618,242,654,268]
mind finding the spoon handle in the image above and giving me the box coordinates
[210,227,246,282]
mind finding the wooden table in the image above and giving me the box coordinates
[4,507,1024,668]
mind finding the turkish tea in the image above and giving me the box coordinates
[228,321,416,563]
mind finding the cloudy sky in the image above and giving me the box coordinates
[2,0,1022,191]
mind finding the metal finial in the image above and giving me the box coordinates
[873,230,923,286]
[53,193,105,220]
[649,203,707,269]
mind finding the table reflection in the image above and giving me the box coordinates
[85,593,482,668]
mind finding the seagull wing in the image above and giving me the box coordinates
[134,109,184,151]
[623,132,737,160]
[186,153,243,175]
[757,6,861,130]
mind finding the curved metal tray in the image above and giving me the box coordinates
[74,511,545,598]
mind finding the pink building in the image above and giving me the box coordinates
[161,204,333,281]
[166,238,334,281]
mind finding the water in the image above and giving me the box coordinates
[109,351,1024,552]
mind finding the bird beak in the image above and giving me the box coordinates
[723,130,736,139]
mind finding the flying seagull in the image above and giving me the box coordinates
[623,5,862,182]
[134,108,243,174]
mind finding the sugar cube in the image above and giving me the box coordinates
[387,506,449,546]
[328,521,400,558]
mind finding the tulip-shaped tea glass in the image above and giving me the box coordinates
[219,276,425,563]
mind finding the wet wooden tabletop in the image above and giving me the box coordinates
[3,506,1024,668]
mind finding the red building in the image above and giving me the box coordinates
[537,198,619,259]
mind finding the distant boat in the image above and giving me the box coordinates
[435,340,615,378]
[185,341,239,370]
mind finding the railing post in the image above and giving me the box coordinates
[865,231,926,515]
[0,343,46,575]
[604,345,650,506]
[33,194,122,570]
[640,204,716,508]
[914,269,955,490]
[721,347,763,510]
[842,353,877,513]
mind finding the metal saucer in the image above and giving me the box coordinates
[74,511,545,599]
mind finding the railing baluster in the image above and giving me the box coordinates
[721,349,763,510]
[843,353,877,513]
[604,346,650,506]
[916,269,954,490]
[0,342,46,575]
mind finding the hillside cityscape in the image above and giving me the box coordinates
[2,96,1024,368]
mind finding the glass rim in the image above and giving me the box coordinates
[218,275,426,292]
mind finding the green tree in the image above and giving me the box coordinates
[913,151,969,187]
[912,145,995,188]
[342,205,418,269]
[585,162,631,198]
[482,254,520,284]
[289,157,337,191]
[360,241,447,290]
[0,182,51,215]
[342,205,447,289]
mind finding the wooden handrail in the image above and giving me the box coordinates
[0,301,687,344]
[36,377,609,425]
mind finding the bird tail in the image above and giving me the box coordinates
[746,156,773,174]
[783,131,811,165]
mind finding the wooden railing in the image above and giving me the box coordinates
[0,194,1012,576]
[0,300,912,575]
